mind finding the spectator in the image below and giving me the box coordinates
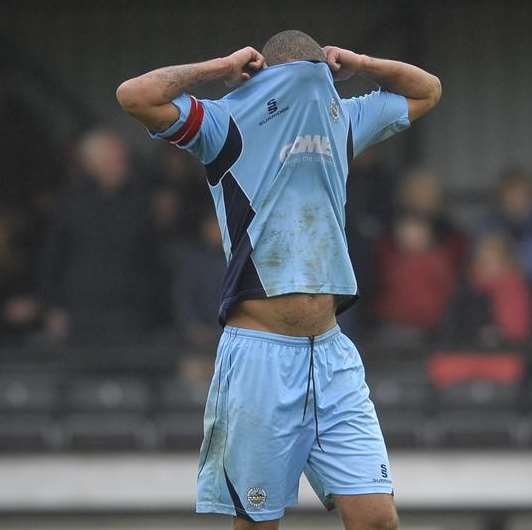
[395,168,468,270]
[443,233,530,347]
[152,183,181,240]
[157,145,211,240]
[346,145,398,242]
[343,146,399,334]
[0,207,41,344]
[39,129,170,345]
[483,168,532,279]
[0,81,66,345]
[0,78,65,214]
[370,212,456,350]
[175,212,225,387]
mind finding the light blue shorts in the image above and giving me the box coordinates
[196,325,392,522]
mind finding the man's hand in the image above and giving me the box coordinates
[323,45,442,121]
[117,47,265,132]
[322,46,368,81]
[223,47,265,87]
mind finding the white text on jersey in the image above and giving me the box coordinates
[279,135,332,162]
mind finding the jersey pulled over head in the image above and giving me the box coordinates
[150,31,410,325]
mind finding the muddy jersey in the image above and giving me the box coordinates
[150,60,410,324]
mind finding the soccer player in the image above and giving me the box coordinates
[117,30,441,530]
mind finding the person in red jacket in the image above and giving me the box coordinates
[395,168,468,271]
[469,233,530,343]
[373,212,456,340]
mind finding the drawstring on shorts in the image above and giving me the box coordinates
[302,335,323,451]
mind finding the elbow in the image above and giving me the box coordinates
[429,74,442,108]
[408,74,442,122]
[116,79,144,113]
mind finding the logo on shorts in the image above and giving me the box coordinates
[247,487,267,508]
[329,97,340,121]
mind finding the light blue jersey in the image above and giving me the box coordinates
[151,60,409,324]
[149,60,411,522]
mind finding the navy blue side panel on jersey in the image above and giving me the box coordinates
[205,118,242,186]
[218,171,266,323]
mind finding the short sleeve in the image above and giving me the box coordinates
[342,89,410,157]
[148,93,230,165]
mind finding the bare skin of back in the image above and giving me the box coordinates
[227,293,337,336]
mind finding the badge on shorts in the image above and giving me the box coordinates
[329,98,339,121]
[247,487,267,509]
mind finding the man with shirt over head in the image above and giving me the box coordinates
[117,30,441,530]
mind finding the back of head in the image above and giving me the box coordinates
[398,168,443,215]
[262,30,325,66]
[473,231,515,276]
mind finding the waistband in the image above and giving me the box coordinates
[222,324,341,345]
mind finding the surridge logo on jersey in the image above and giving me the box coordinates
[279,135,332,162]
[259,98,289,126]
[267,98,278,114]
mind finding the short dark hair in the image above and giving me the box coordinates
[262,30,325,66]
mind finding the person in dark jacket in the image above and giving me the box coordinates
[168,211,226,392]
[40,129,168,345]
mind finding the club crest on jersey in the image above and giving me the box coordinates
[279,135,332,161]
[247,487,267,509]
[329,97,339,121]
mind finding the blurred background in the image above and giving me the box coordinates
[0,1,531,529]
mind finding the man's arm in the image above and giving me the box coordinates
[116,47,265,132]
[323,46,442,122]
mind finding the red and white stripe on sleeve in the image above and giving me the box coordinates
[166,96,205,146]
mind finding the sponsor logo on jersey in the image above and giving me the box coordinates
[279,135,332,161]
[267,98,278,114]
[247,487,267,508]
[259,98,289,126]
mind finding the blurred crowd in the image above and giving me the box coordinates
[2,108,532,386]
[345,153,531,357]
